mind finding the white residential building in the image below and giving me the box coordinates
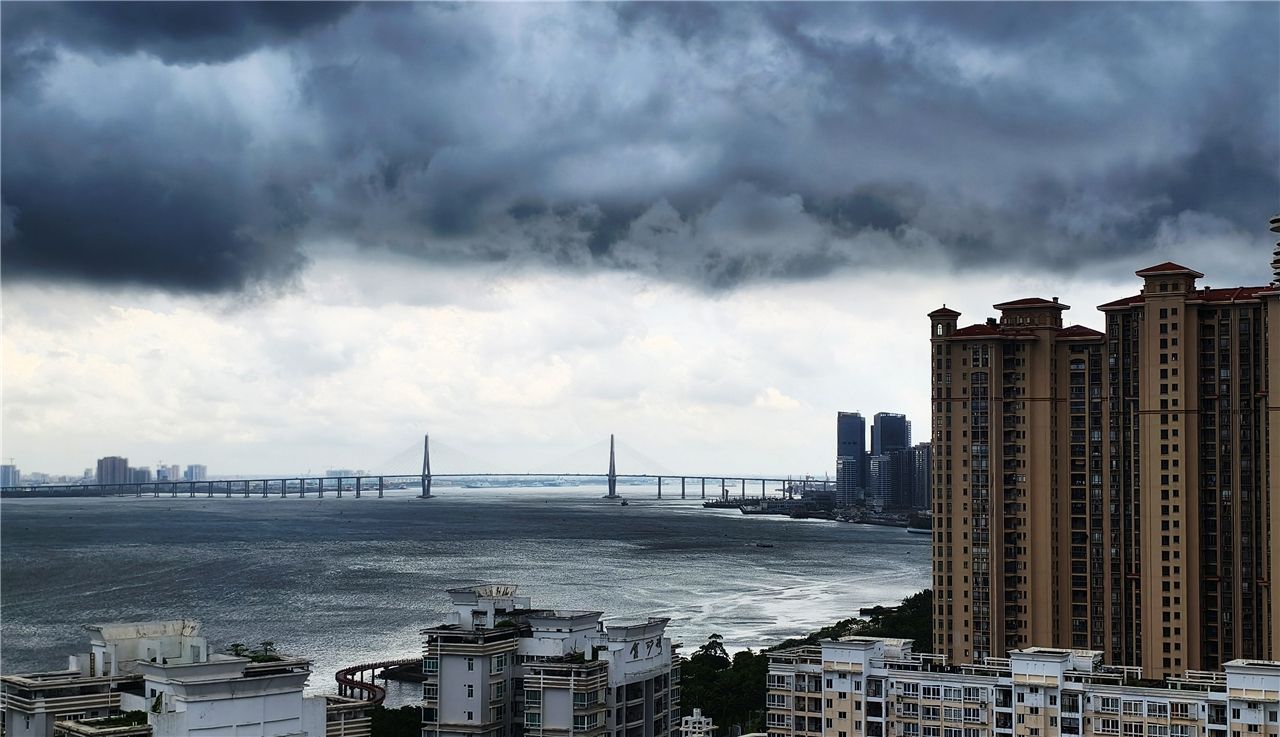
[0,620,370,737]
[422,584,682,737]
[765,636,1280,737]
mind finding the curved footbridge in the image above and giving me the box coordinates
[334,657,421,705]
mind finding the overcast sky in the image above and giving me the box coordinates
[2,2,1277,477]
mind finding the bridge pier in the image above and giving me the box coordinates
[657,476,662,499]
[761,479,766,498]
[740,478,745,500]
[355,477,361,498]
[378,476,384,498]
[318,477,324,498]
[721,478,727,501]
[681,477,686,499]
[701,477,706,499]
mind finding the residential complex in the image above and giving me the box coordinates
[0,620,369,737]
[421,584,681,737]
[1,464,21,487]
[95,457,129,485]
[766,636,1280,737]
[928,234,1280,675]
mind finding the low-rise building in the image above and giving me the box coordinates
[422,584,682,737]
[1,620,370,737]
[765,636,1280,737]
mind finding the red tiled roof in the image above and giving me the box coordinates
[1135,262,1204,278]
[1057,325,1104,339]
[1097,293,1143,310]
[1190,286,1270,303]
[950,324,1002,337]
[992,297,1069,310]
[948,324,1037,339]
[1098,285,1272,310]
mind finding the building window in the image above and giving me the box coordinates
[466,684,474,698]
[424,657,439,673]
[467,657,475,672]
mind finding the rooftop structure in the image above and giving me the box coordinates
[1,620,370,737]
[422,584,681,737]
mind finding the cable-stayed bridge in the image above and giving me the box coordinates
[0,434,834,501]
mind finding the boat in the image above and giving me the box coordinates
[906,527,931,534]
[755,543,775,548]
[620,500,629,506]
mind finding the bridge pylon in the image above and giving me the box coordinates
[604,434,618,498]
[418,434,433,499]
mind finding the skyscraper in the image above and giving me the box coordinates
[96,456,129,485]
[835,412,866,507]
[184,465,207,481]
[0,464,20,487]
[871,412,910,455]
[929,240,1279,676]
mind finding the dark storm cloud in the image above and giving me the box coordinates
[2,2,355,66]
[2,2,1276,293]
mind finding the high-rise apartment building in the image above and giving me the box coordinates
[183,465,207,482]
[129,467,152,483]
[95,457,129,485]
[871,413,910,456]
[1,464,21,487]
[929,240,1280,677]
[422,584,681,737]
[836,412,867,507]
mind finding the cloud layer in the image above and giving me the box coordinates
[3,2,1277,293]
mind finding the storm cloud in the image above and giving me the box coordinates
[2,1,1277,293]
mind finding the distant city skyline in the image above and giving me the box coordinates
[2,2,1276,476]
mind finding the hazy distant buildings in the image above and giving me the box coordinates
[156,464,181,482]
[128,467,152,484]
[871,412,910,455]
[183,465,207,482]
[835,412,866,507]
[1,464,20,487]
[908,442,930,508]
[929,249,1280,675]
[95,457,129,485]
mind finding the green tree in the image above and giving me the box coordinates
[369,705,420,737]
[681,589,933,730]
